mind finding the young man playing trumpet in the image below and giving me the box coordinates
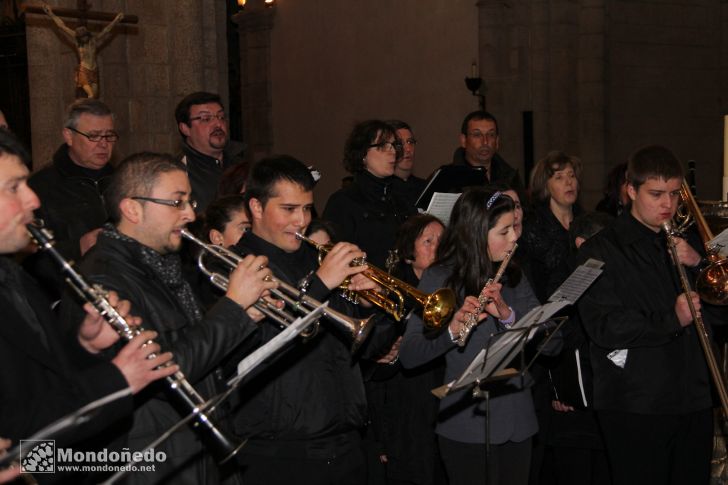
[0,131,178,479]
[577,145,725,485]
[230,155,394,485]
[61,152,276,484]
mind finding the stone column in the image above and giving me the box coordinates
[232,0,276,163]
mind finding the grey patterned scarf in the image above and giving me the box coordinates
[101,224,203,323]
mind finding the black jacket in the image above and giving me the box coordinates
[451,147,523,193]
[229,231,393,458]
[62,230,257,484]
[521,203,583,303]
[390,174,427,208]
[26,145,113,300]
[0,257,132,483]
[178,142,240,213]
[322,171,416,268]
[577,212,724,414]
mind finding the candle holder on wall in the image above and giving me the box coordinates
[465,61,486,111]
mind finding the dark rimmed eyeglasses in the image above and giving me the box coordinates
[188,113,227,124]
[131,196,198,211]
[68,127,119,142]
[368,141,402,152]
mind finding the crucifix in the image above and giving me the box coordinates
[23,1,138,99]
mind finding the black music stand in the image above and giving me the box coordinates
[415,165,487,210]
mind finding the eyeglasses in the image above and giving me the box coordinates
[467,131,498,141]
[368,141,402,152]
[131,196,198,211]
[68,127,119,142]
[189,113,227,124]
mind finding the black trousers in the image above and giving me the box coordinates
[438,435,532,485]
[237,433,366,485]
[597,408,712,485]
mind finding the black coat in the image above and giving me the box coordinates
[0,257,132,479]
[322,171,416,268]
[25,144,113,300]
[451,147,523,194]
[178,142,240,213]
[577,212,725,414]
[229,232,395,453]
[62,230,257,484]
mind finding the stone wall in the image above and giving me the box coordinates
[478,0,728,206]
[25,0,230,170]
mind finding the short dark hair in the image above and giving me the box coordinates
[460,110,499,136]
[395,213,444,262]
[386,119,412,132]
[64,99,113,130]
[627,145,684,190]
[174,92,223,137]
[104,152,187,224]
[245,155,315,208]
[203,194,248,237]
[305,218,338,243]
[343,120,401,173]
[529,150,583,204]
[218,162,251,196]
[0,128,30,167]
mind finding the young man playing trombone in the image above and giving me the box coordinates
[229,155,394,485]
[576,145,725,485]
[60,152,276,484]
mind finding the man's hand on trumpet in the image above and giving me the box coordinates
[671,236,702,268]
[226,254,279,321]
[316,242,368,290]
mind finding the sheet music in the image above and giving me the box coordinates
[708,227,728,257]
[230,304,326,386]
[426,192,461,226]
[548,258,604,304]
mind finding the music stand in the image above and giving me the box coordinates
[415,165,487,210]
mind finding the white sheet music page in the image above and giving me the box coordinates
[708,227,728,257]
[548,258,604,304]
[426,192,461,226]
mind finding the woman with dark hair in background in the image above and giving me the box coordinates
[400,187,541,485]
[366,213,447,485]
[520,151,583,485]
[323,120,416,268]
[595,162,628,217]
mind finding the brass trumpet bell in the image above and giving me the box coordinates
[295,232,456,329]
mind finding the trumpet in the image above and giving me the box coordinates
[26,223,244,464]
[672,182,728,305]
[181,230,373,352]
[455,243,518,347]
[662,221,728,417]
[294,233,456,330]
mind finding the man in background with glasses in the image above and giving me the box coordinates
[175,91,243,212]
[451,110,523,192]
[26,98,119,302]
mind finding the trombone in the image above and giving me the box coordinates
[181,230,374,352]
[295,232,456,330]
[663,221,728,417]
[673,182,728,305]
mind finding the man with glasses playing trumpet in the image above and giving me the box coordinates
[576,145,726,485]
[60,152,277,484]
[228,155,394,485]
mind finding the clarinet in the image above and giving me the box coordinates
[27,223,244,464]
[455,243,518,347]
